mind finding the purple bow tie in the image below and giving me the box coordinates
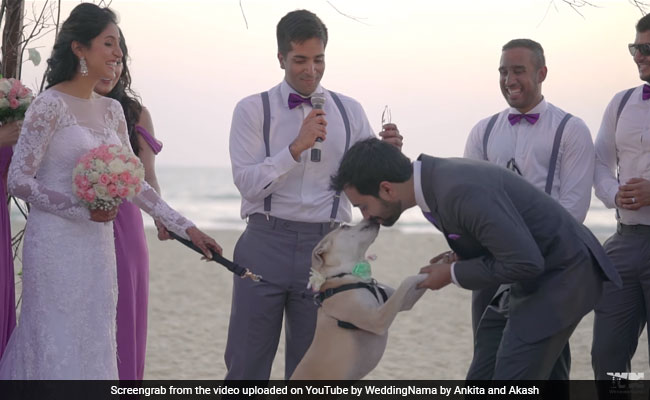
[288,93,312,109]
[643,84,650,100]
[508,113,540,125]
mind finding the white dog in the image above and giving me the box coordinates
[290,219,427,380]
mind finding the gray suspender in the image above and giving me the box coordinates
[482,113,499,161]
[616,88,635,129]
[613,88,635,220]
[328,91,351,221]
[545,113,572,195]
[260,90,351,222]
[482,111,572,195]
[261,92,272,217]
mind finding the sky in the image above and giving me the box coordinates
[18,0,645,167]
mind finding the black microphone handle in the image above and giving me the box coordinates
[311,99,324,162]
[310,138,322,162]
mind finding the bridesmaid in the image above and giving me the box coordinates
[93,32,164,380]
[0,121,20,359]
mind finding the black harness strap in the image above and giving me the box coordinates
[314,281,388,330]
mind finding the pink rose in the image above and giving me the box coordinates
[9,98,19,109]
[119,171,132,183]
[74,175,84,186]
[84,188,96,203]
[108,184,118,197]
[117,186,129,198]
[18,87,30,98]
[99,173,111,185]
[110,173,119,183]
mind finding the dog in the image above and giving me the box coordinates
[290,219,427,380]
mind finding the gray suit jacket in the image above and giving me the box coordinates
[419,155,621,342]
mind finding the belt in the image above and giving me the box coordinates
[617,223,650,235]
[247,213,340,234]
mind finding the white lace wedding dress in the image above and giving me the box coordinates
[0,89,194,379]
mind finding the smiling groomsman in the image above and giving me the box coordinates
[226,9,402,380]
[591,14,650,383]
[463,38,595,380]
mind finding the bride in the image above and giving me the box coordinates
[0,3,221,379]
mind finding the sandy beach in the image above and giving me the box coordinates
[8,224,648,379]
[136,228,649,380]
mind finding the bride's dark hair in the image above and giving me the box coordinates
[105,32,143,155]
[45,3,118,88]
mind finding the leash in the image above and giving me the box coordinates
[168,232,376,305]
[168,231,263,282]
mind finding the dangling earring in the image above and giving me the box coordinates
[79,57,88,76]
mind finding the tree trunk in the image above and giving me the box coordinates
[2,0,24,79]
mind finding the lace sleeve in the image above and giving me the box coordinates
[109,101,195,239]
[8,93,90,220]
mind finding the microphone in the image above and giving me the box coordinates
[310,93,326,162]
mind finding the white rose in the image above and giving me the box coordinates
[88,171,100,183]
[0,98,9,108]
[108,159,126,174]
[94,159,107,171]
[0,80,11,94]
[94,185,108,200]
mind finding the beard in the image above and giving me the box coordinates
[375,198,403,227]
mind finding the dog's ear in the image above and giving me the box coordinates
[311,236,333,270]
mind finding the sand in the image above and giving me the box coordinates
[8,222,648,379]
[138,228,649,380]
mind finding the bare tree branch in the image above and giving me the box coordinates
[325,0,368,25]
[628,0,649,15]
[239,0,248,30]
[557,0,600,18]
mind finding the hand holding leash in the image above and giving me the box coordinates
[168,231,262,282]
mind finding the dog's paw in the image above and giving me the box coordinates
[399,274,427,311]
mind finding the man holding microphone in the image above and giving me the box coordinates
[226,9,402,380]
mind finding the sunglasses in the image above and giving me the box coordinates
[628,43,650,57]
[506,158,522,176]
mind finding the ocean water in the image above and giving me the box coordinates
[9,165,617,238]
[152,166,618,238]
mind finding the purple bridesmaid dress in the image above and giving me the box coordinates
[0,146,15,360]
[114,125,162,380]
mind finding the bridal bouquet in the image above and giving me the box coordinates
[0,77,33,123]
[72,144,145,211]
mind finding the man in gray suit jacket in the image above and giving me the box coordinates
[331,138,621,379]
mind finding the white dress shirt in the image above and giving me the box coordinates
[464,99,594,222]
[414,160,461,286]
[594,85,650,225]
[229,80,374,223]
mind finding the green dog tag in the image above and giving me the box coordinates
[352,261,372,280]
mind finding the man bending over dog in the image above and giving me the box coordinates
[330,138,621,380]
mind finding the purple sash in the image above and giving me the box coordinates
[135,125,162,154]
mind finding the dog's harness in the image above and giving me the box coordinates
[314,278,388,330]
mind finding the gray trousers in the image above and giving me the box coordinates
[471,286,572,380]
[224,214,337,380]
[592,225,650,380]
[467,288,578,380]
